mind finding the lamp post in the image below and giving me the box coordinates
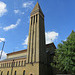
[0,40,5,59]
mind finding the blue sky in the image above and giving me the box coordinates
[0,0,75,59]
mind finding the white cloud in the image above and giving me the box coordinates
[14,10,19,14]
[0,38,5,42]
[0,51,7,61]
[22,31,59,47]
[14,9,25,15]
[45,31,59,44]
[22,36,28,48]
[24,46,27,48]
[22,36,28,45]
[3,19,21,31]
[23,1,34,9]
[0,1,7,17]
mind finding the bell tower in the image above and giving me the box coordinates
[26,2,46,64]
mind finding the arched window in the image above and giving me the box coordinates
[36,14,38,23]
[16,61,18,67]
[14,71,16,75]
[24,60,26,66]
[19,61,20,66]
[1,64,2,67]
[5,63,6,67]
[14,62,15,67]
[7,63,8,67]
[21,61,23,66]
[31,17,32,25]
[1,71,3,75]
[9,63,10,67]
[30,74,33,75]
[3,64,4,67]
[7,71,9,75]
[34,16,35,23]
[23,70,25,75]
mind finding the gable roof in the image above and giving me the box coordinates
[7,49,27,56]
[7,43,56,55]
[46,42,56,49]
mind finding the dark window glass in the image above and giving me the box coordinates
[7,71,9,75]
[14,62,15,67]
[5,63,6,67]
[21,61,23,66]
[23,70,25,75]
[7,63,8,67]
[31,17,32,25]
[34,16,35,23]
[19,61,20,66]
[1,64,2,67]
[14,71,16,75]
[1,71,3,75]
[3,64,4,67]
[16,62,17,67]
[24,60,26,66]
[12,62,13,66]
[9,63,10,67]
[36,15,38,23]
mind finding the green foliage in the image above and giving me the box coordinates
[51,30,75,74]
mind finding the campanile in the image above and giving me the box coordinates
[26,2,46,64]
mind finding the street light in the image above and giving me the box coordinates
[0,39,5,59]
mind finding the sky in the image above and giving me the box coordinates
[0,0,75,60]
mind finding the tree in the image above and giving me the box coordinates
[51,30,75,74]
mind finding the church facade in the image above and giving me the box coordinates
[0,2,56,75]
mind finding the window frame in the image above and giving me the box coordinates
[7,71,9,75]
[23,70,25,75]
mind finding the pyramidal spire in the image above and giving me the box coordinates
[31,2,44,16]
[27,1,46,64]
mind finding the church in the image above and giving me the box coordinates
[0,2,57,75]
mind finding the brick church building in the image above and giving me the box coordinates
[0,2,59,75]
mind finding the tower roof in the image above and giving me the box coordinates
[31,2,44,16]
